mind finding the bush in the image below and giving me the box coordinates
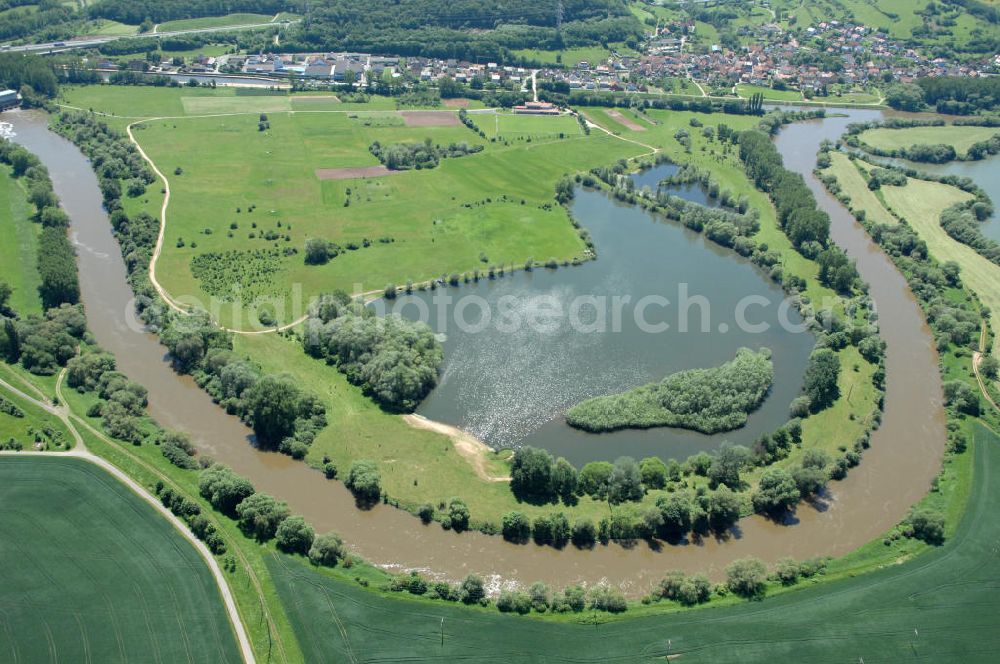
[502,511,531,543]
[308,531,346,567]
[199,464,255,516]
[448,497,470,532]
[460,574,485,604]
[588,586,627,613]
[345,459,382,502]
[276,515,315,554]
[726,557,768,598]
[907,508,945,545]
[235,492,290,541]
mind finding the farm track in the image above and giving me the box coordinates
[0,373,258,664]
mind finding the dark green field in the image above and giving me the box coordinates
[269,424,1000,663]
[0,456,241,663]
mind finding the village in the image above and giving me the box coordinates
[103,16,997,103]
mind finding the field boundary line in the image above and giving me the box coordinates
[0,375,256,664]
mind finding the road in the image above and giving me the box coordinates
[0,372,257,664]
[4,19,298,54]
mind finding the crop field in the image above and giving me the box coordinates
[266,424,1000,663]
[0,456,241,662]
[859,125,1000,157]
[0,164,41,317]
[156,13,274,32]
[735,84,802,102]
[511,46,624,66]
[827,152,897,226]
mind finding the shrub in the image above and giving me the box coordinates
[276,515,315,554]
[726,557,768,598]
[308,532,346,567]
[345,459,382,502]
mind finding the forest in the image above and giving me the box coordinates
[566,348,774,434]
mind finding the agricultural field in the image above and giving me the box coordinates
[267,425,1000,663]
[858,125,1000,158]
[826,152,897,226]
[736,83,802,102]
[0,456,242,662]
[0,164,42,317]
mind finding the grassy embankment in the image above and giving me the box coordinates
[825,152,897,226]
[0,455,243,662]
[0,164,42,316]
[56,85,878,535]
[858,125,1000,158]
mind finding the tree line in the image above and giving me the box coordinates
[738,129,859,294]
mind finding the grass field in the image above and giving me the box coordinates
[156,12,274,32]
[827,152,897,226]
[881,178,1000,360]
[0,456,241,662]
[481,111,583,140]
[859,125,1000,158]
[0,165,41,317]
[266,424,1000,662]
[736,83,802,102]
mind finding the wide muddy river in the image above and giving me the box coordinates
[6,106,946,594]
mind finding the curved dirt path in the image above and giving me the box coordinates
[0,374,256,664]
[402,414,510,482]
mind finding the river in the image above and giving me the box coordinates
[4,105,946,594]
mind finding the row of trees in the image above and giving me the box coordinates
[565,348,774,434]
[739,129,859,294]
[302,292,443,412]
[0,139,79,309]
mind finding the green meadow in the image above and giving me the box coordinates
[267,425,999,663]
[0,456,241,663]
[0,164,42,316]
[826,152,897,226]
[736,83,803,102]
[859,125,1000,157]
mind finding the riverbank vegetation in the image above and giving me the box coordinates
[566,348,774,434]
